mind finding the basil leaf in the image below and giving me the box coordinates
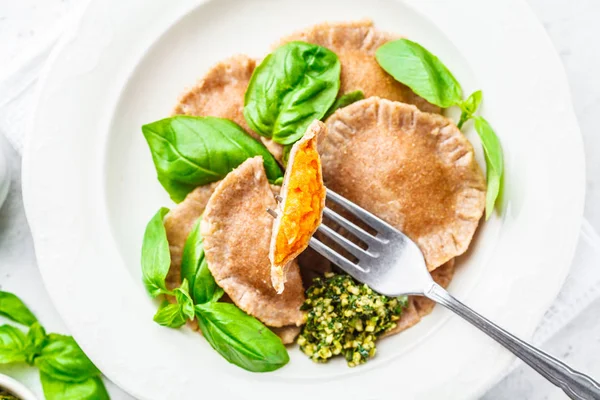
[323,90,365,120]
[174,280,195,321]
[141,207,171,297]
[0,325,27,364]
[461,90,483,116]
[0,291,38,326]
[180,219,224,305]
[154,280,195,328]
[40,372,109,400]
[195,303,289,372]
[24,322,47,364]
[153,301,186,329]
[244,41,341,145]
[376,39,462,108]
[35,334,100,382]
[473,116,504,219]
[458,90,483,128]
[142,116,283,202]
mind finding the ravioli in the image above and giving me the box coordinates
[275,20,439,114]
[201,157,305,327]
[321,97,486,270]
[269,121,326,293]
[163,179,301,343]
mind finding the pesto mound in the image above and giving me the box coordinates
[298,273,408,367]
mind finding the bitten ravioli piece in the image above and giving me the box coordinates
[269,121,326,293]
[201,157,305,327]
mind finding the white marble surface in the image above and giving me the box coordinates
[0,0,599,398]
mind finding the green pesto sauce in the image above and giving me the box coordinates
[298,273,408,367]
[0,388,19,400]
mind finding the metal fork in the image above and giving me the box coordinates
[308,189,600,400]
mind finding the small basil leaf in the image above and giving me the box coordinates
[0,325,27,364]
[153,302,186,329]
[323,90,365,120]
[0,291,38,326]
[458,90,483,128]
[142,116,283,202]
[473,116,504,219]
[154,280,196,328]
[195,303,289,372]
[174,280,195,321]
[40,372,109,400]
[244,41,341,145]
[376,39,462,108]
[461,90,483,116]
[24,322,47,364]
[180,218,224,305]
[34,334,100,382]
[141,207,171,297]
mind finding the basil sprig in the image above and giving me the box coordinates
[0,291,108,399]
[244,41,341,145]
[140,211,289,372]
[142,116,283,203]
[376,39,503,219]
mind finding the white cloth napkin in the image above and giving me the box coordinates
[0,18,599,395]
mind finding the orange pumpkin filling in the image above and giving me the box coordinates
[274,140,325,266]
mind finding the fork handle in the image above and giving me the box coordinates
[426,283,600,399]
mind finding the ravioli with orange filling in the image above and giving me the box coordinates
[201,157,305,328]
[270,121,327,293]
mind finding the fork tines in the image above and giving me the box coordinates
[309,190,392,274]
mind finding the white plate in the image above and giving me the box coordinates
[22,0,584,399]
